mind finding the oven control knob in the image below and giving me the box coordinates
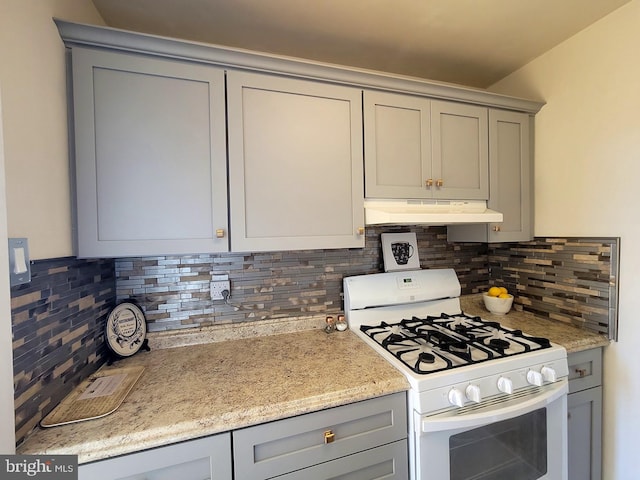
[527,369,544,387]
[541,366,558,383]
[448,388,465,408]
[465,384,482,403]
[497,376,514,394]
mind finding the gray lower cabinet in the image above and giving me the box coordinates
[233,392,408,479]
[568,348,603,480]
[77,432,232,480]
[76,393,407,480]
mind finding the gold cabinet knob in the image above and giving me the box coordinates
[435,179,444,188]
[215,229,226,238]
[576,368,588,378]
[324,430,335,444]
[493,226,501,232]
[425,179,433,187]
[357,227,365,235]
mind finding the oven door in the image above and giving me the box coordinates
[414,380,568,480]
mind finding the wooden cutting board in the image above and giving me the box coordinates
[41,365,145,427]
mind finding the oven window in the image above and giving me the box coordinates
[449,408,547,480]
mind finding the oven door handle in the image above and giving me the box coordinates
[421,380,568,433]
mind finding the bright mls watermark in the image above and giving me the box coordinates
[0,455,77,479]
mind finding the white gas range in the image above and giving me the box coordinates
[344,268,569,480]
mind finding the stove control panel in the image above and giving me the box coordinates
[416,356,569,413]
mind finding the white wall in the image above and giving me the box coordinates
[0,0,105,260]
[490,1,640,478]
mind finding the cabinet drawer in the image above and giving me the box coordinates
[78,432,231,480]
[568,348,602,394]
[233,392,407,480]
[274,439,408,480]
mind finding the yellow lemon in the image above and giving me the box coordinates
[498,287,508,295]
[498,293,510,299]
[488,287,501,297]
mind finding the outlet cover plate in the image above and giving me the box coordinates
[210,274,230,300]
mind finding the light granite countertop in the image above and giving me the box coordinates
[17,298,608,464]
[460,294,610,353]
[17,327,409,464]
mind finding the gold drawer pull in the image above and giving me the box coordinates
[324,429,335,444]
[425,179,433,187]
[576,368,588,378]
[215,229,226,238]
[435,179,444,187]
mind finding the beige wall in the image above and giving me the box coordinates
[490,1,640,478]
[0,0,104,450]
[0,0,105,260]
[0,89,16,453]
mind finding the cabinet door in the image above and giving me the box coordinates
[227,70,365,252]
[431,100,488,200]
[233,392,407,479]
[72,47,228,257]
[568,347,603,394]
[568,387,602,480]
[273,440,408,480]
[363,91,432,199]
[78,433,232,480]
[486,110,531,241]
[447,109,531,243]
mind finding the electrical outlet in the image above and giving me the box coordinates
[210,274,230,300]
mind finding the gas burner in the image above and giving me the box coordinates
[448,341,471,356]
[418,351,436,364]
[386,337,457,374]
[360,312,550,374]
[488,338,510,351]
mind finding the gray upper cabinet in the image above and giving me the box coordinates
[448,109,532,243]
[58,20,544,256]
[431,100,489,200]
[227,70,365,252]
[71,47,228,257]
[364,91,432,199]
[364,92,488,200]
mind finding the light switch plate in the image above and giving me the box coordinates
[8,237,31,286]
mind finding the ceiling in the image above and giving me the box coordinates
[91,0,631,89]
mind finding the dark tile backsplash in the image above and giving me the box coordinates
[11,257,116,445]
[115,226,489,331]
[11,230,618,446]
[488,237,619,337]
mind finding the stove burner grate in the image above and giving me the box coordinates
[361,312,551,374]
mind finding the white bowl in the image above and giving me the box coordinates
[483,294,514,315]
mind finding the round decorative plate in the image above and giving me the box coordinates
[105,302,147,358]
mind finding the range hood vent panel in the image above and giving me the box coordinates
[364,199,503,226]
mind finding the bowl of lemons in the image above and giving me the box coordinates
[483,286,513,315]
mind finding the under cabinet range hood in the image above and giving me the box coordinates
[364,199,503,225]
